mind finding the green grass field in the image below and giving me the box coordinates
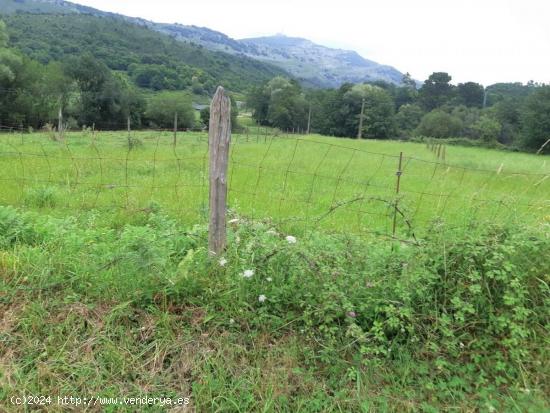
[0,129,549,412]
[0,129,548,238]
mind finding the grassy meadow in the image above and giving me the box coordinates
[0,127,548,238]
[0,127,549,412]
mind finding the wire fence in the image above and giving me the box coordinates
[0,124,548,244]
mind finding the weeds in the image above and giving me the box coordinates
[0,206,548,411]
[23,187,58,208]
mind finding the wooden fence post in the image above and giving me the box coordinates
[173,112,178,147]
[307,104,312,135]
[126,115,132,148]
[536,138,550,155]
[392,152,404,239]
[357,98,365,139]
[208,86,232,256]
[58,105,63,140]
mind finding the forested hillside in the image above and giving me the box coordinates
[0,0,405,88]
[2,13,288,94]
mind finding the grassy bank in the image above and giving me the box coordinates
[0,206,548,411]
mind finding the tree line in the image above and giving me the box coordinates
[247,74,550,152]
[1,16,549,152]
[0,19,241,132]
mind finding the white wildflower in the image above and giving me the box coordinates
[243,269,254,278]
[258,294,267,303]
[229,318,235,324]
[228,218,240,224]
[266,229,278,236]
[285,235,297,244]
[266,277,273,282]
[219,258,228,267]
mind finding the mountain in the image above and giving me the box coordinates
[0,3,288,93]
[158,25,405,87]
[0,0,111,15]
[0,0,405,88]
[240,35,403,87]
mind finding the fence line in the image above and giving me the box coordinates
[0,121,548,246]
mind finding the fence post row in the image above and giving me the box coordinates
[208,86,232,257]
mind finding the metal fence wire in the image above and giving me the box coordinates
[0,125,548,244]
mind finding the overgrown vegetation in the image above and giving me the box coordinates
[0,205,548,411]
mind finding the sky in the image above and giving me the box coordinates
[69,0,550,86]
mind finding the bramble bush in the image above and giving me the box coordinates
[173,216,549,386]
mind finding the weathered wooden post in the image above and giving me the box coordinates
[307,104,312,135]
[173,112,178,147]
[127,115,131,145]
[208,86,232,256]
[536,138,550,155]
[392,152,404,239]
[357,98,365,139]
[58,105,63,140]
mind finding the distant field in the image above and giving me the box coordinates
[0,129,548,239]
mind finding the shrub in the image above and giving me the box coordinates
[144,91,195,129]
[415,110,463,138]
[168,217,549,384]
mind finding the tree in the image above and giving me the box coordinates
[395,104,424,137]
[488,97,521,144]
[310,84,353,137]
[145,91,195,129]
[472,116,501,142]
[0,20,8,48]
[247,85,270,125]
[451,105,480,138]
[457,82,484,108]
[129,64,183,91]
[200,107,210,128]
[485,82,535,107]
[521,86,550,151]
[65,54,145,128]
[247,77,307,130]
[419,72,455,110]
[415,110,463,138]
[0,20,20,85]
[343,84,395,139]
[0,22,35,127]
[402,72,417,90]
